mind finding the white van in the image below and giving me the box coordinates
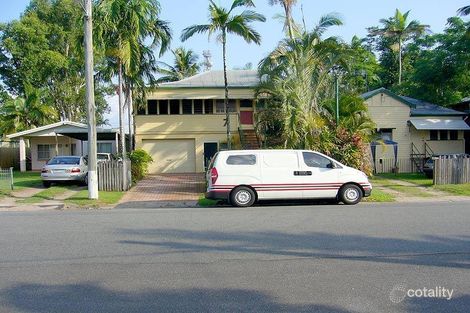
[206,150,372,207]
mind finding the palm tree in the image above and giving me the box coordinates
[371,9,429,85]
[157,47,200,82]
[181,0,266,149]
[0,85,58,136]
[96,0,171,153]
[257,14,344,149]
[457,5,470,15]
[268,0,297,39]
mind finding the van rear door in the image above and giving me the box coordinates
[298,151,340,199]
[257,151,302,200]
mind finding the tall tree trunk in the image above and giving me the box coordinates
[222,30,231,150]
[398,38,402,85]
[127,83,133,151]
[118,60,128,190]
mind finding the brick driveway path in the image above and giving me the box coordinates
[117,174,205,208]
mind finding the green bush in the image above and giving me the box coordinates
[129,149,153,182]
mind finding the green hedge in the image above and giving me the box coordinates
[129,149,153,182]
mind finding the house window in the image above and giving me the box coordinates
[169,100,180,114]
[430,130,438,140]
[439,130,448,141]
[377,128,393,141]
[240,99,253,108]
[450,130,458,140]
[97,143,113,154]
[215,100,236,113]
[182,99,192,114]
[204,100,213,114]
[159,100,168,115]
[37,144,51,160]
[194,99,203,114]
[147,100,158,115]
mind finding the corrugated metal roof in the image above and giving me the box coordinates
[361,88,466,117]
[159,70,259,88]
[409,118,470,130]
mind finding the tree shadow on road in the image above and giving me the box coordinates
[117,228,470,269]
[1,282,357,313]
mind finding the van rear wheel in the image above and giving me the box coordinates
[230,186,256,207]
[339,184,362,205]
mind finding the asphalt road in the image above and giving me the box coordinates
[0,201,469,313]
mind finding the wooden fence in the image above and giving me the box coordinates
[0,142,19,169]
[433,155,470,185]
[373,158,417,174]
[97,160,132,191]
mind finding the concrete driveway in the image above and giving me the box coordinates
[117,174,205,208]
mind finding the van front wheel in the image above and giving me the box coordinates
[230,186,256,207]
[339,184,362,205]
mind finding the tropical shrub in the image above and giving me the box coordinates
[129,149,153,182]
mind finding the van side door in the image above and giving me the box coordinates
[299,152,340,199]
[257,151,303,200]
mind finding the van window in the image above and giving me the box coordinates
[303,152,331,168]
[226,154,256,165]
[263,152,298,168]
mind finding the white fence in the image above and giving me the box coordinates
[434,155,470,185]
[0,167,14,191]
[373,158,417,174]
[97,160,131,191]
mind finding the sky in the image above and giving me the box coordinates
[1,0,468,127]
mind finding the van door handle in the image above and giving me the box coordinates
[294,171,312,176]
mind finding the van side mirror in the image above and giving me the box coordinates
[327,162,335,169]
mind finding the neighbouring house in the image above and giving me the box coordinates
[135,70,260,174]
[449,97,470,154]
[6,121,119,172]
[361,88,470,173]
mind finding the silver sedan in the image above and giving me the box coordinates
[41,156,88,187]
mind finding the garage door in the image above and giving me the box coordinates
[142,139,196,173]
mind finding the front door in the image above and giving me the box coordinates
[204,142,218,170]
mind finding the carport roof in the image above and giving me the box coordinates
[6,121,119,140]
[409,118,470,130]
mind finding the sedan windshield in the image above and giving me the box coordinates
[47,157,80,165]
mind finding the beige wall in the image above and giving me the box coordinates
[135,115,239,172]
[30,136,81,170]
[365,93,412,159]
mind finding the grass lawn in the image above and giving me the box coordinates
[16,186,74,204]
[363,188,395,202]
[198,194,219,207]
[65,190,124,207]
[12,171,42,189]
[375,173,433,187]
[433,183,470,196]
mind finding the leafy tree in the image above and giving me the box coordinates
[0,0,110,124]
[181,0,266,149]
[157,47,200,82]
[368,9,429,85]
[401,17,470,105]
[0,84,58,136]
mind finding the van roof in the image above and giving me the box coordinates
[217,149,313,154]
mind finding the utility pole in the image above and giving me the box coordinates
[83,0,98,199]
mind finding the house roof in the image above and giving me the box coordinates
[361,88,466,117]
[7,121,118,140]
[409,118,470,130]
[159,70,259,88]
